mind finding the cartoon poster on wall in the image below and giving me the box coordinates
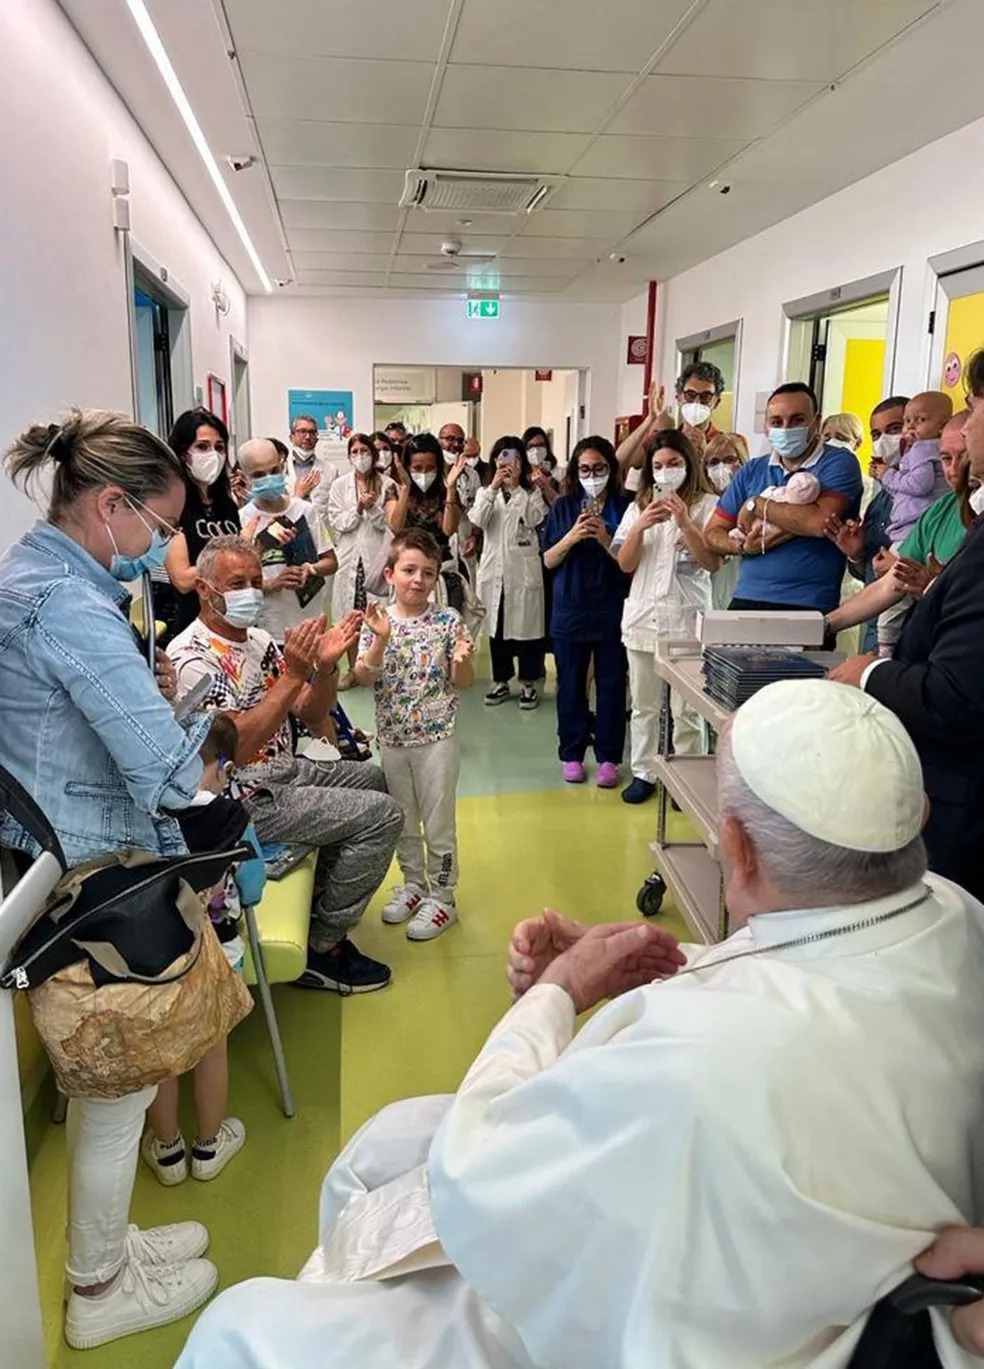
[287,389,354,441]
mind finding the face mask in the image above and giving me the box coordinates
[106,523,169,581]
[580,473,609,500]
[209,585,264,630]
[528,449,544,467]
[680,401,713,427]
[466,456,480,468]
[707,461,734,492]
[411,471,437,493]
[652,467,687,492]
[442,449,455,464]
[769,426,812,461]
[352,453,374,475]
[376,450,393,470]
[824,437,855,452]
[971,485,984,516]
[189,451,224,486]
[873,432,903,466]
[251,472,287,500]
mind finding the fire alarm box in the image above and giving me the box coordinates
[614,413,644,447]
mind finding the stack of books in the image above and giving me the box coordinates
[702,647,827,710]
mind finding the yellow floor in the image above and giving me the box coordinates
[29,682,693,1367]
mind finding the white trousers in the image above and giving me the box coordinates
[627,648,702,782]
[876,540,912,653]
[65,1085,157,1285]
[379,735,460,899]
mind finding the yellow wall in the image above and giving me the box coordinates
[940,290,984,408]
[841,336,887,464]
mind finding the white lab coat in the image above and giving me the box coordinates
[470,485,546,640]
[177,875,984,1369]
[286,447,337,520]
[326,471,396,619]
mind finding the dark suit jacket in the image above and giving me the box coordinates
[865,516,984,899]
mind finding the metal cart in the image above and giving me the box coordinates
[636,640,730,942]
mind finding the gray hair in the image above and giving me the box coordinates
[197,534,260,584]
[290,414,318,432]
[716,728,927,906]
[237,437,278,475]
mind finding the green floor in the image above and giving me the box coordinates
[29,670,692,1367]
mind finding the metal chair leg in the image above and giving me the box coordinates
[243,904,295,1119]
[52,1092,67,1124]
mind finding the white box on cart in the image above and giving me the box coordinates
[697,610,825,648]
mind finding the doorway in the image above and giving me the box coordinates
[929,261,984,408]
[127,244,194,437]
[230,339,251,450]
[676,320,741,433]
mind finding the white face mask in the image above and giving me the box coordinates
[376,450,393,470]
[680,401,713,428]
[652,466,687,492]
[528,448,545,467]
[189,450,224,486]
[210,585,264,630]
[352,453,374,475]
[971,484,984,516]
[411,471,437,493]
[580,473,609,500]
[466,456,480,468]
[873,432,903,466]
[707,461,734,492]
[442,448,455,464]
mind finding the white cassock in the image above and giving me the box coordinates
[176,876,984,1369]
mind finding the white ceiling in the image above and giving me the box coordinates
[58,0,984,302]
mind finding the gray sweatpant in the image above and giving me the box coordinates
[245,757,404,946]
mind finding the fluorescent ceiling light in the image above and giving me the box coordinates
[124,0,272,292]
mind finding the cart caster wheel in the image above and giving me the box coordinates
[636,875,666,918]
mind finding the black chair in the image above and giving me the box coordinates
[847,1271,984,1367]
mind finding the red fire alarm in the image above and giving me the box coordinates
[534,368,553,381]
[626,336,648,366]
[462,372,484,399]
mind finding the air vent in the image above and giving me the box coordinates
[400,169,557,215]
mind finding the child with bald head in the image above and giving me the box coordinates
[876,390,953,655]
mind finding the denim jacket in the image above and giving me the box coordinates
[0,522,207,867]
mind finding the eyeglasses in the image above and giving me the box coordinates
[680,389,716,404]
[127,497,181,543]
[293,427,318,439]
[578,465,609,477]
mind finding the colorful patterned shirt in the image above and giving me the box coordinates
[359,605,469,747]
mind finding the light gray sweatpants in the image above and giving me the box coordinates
[378,734,460,900]
[246,757,404,944]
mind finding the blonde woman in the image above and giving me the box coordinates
[703,432,749,609]
[613,430,720,803]
[821,412,864,454]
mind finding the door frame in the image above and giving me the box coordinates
[675,318,743,426]
[126,239,194,428]
[229,336,251,449]
[925,238,984,390]
[781,268,902,401]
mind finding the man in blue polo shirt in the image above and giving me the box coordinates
[704,382,863,615]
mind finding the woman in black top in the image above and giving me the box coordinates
[157,408,243,638]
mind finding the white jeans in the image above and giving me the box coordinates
[876,540,912,653]
[65,1086,157,1285]
[627,648,702,782]
[379,735,460,899]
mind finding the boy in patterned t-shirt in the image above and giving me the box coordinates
[355,528,474,940]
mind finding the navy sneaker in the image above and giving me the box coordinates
[295,939,391,995]
[621,778,657,805]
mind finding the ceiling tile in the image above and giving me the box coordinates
[433,66,631,134]
[225,0,452,62]
[293,251,395,272]
[608,74,822,140]
[239,53,433,124]
[392,254,581,278]
[449,0,693,72]
[285,228,398,253]
[469,235,610,260]
[571,134,746,180]
[295,269,391,287]
[397,232,513,256]
[402,207,533,236]
[421,127,592,175]
[280,200,400,231]
[517,209,645,240]
[548,176,688,212]
[271,167,406,202]
[658,0,938,81]
[257,120,420,169]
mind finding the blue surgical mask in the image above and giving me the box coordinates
[208,585,264,630]
[105,516,170,582]
[769,426,812,461]
[252,473,287,500]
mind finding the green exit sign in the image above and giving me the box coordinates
[467,298,500,319]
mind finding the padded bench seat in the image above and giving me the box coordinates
[243,853,317,986]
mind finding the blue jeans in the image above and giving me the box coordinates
[553,636,627,765]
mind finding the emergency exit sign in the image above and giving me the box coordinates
[467,298,500,319]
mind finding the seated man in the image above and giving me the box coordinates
[169,535,403,994]
[176,680,984,1369]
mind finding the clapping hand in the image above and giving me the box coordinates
[507,910,588,1000]
[319,611,362,671]
[452,628,474,666]
[447,455,469,487]
[649,381,672,428]
[891,553,942,598]
[283,617,323,680]
[823,514,865,561]
[538,921,687,1014]
[363,601,391,640]
[872,547,897,579]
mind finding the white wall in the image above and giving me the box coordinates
[0,0,248,548]
[617,290,651,420]
[248,296,622,450]
[650,115,984,444]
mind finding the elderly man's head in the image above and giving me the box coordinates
[196,535,263,634]
[716,681,927,923]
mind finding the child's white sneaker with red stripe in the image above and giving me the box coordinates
[381,884,425,925]
[406,897,458,941]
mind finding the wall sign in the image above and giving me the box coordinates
[287,389,353,439]
[374,367,437,404]
[626,335,648,365]
[467,298,500,319]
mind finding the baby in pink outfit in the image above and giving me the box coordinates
[729,471,821,548]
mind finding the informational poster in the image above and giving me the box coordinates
[374,367,436,404]
[287,389,354,440]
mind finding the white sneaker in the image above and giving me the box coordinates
[381,884,426,925]
[192,1117,246,1182]
[64,1256,218,1350]
[63,1222,209,1305]
[141,1130,188,1186]
[406,897,458,941]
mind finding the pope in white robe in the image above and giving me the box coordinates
[176,681,984,1369]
